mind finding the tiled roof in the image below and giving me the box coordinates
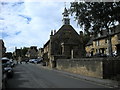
[86,36,94,46]
[44,40,50,47]
[43,25,81,47]
[86,24,120,46]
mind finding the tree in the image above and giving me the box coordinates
[21,47,29,57]
[69,2,120,56]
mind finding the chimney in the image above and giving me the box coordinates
[54,30,56,34]
[15,47,17,50]
[51,30,53,36]
[79,31,83,36]
[79,31,83,43]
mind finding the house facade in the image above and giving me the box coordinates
[13,47,22,61]
[38,48,44,58]
[0,39,6,58]
[26,46,38,59]
[43,8,85,67]
[86,25,120,56]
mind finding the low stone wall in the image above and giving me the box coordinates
[56,57,120,79]
[103,57,120,79]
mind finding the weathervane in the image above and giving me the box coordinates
[64,2,66,8]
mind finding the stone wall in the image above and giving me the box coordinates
[56,57,120,79]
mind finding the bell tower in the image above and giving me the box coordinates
[62,4,70,25]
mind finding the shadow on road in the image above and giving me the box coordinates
[6,64,30,88]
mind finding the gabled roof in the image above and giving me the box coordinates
[44,40,50,47]
[44,25,80,47]
[54,25,79,36]
[43,25,81,47]
[53,25,81,43]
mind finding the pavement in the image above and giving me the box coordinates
[36,64,119,88]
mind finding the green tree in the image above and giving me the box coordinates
[21,47,29,57]
[69,2,120,56]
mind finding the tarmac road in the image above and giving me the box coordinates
[7,64,110,88]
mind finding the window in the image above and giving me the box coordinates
[98,33,101,37]
[105,39,107,43]
[96,41,99,46]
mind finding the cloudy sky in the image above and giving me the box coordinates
[0,0,82,52]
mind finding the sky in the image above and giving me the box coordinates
[0,0,82,52]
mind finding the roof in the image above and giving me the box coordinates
[86,36,94,46]
[44,40,50,47]
[94,31,120,41]
[43,25,81,47]
[86,24,120,46]
[53,25,81,44]
[55,25,80,38]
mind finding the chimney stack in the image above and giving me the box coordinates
[79,31,83,36]
[51,30,53,36]
[54,30,56,34]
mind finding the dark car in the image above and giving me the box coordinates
[93,53,107,57]
[3,66,14,78]
[0,58,7,89]
[2,67,7,89]
[9,60,15,68]
[1,57,14,78]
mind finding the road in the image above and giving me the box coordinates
[7,63,109,88]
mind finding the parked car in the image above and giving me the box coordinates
[29,59,35,63]
[3,65,14,78]
[0,58,7,89]
[35,59,42,64]
[93,53,107,57]
[9,59,15,67]
[1,57,14,78]
[2,66,7,89]
[29,59,42,64]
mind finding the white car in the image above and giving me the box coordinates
[29,59,36,63]
[29,59,41,64]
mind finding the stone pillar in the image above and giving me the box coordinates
[71,49,74,59]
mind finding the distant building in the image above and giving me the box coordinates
[86,25,120,56]
[43,7,85,67]
[38,48,44,58]
[0,39,6,58]
[13,47,21,60]
[26,46,38,59]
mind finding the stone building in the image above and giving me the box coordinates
[0,39,6,58]
[38,48,44,58]
[13,47,21,61]
[86,25,120,56]
[43,7,85,67]
[26,46,38,59]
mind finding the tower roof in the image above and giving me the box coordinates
[62,7,70,25]
[62,7,69,17]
